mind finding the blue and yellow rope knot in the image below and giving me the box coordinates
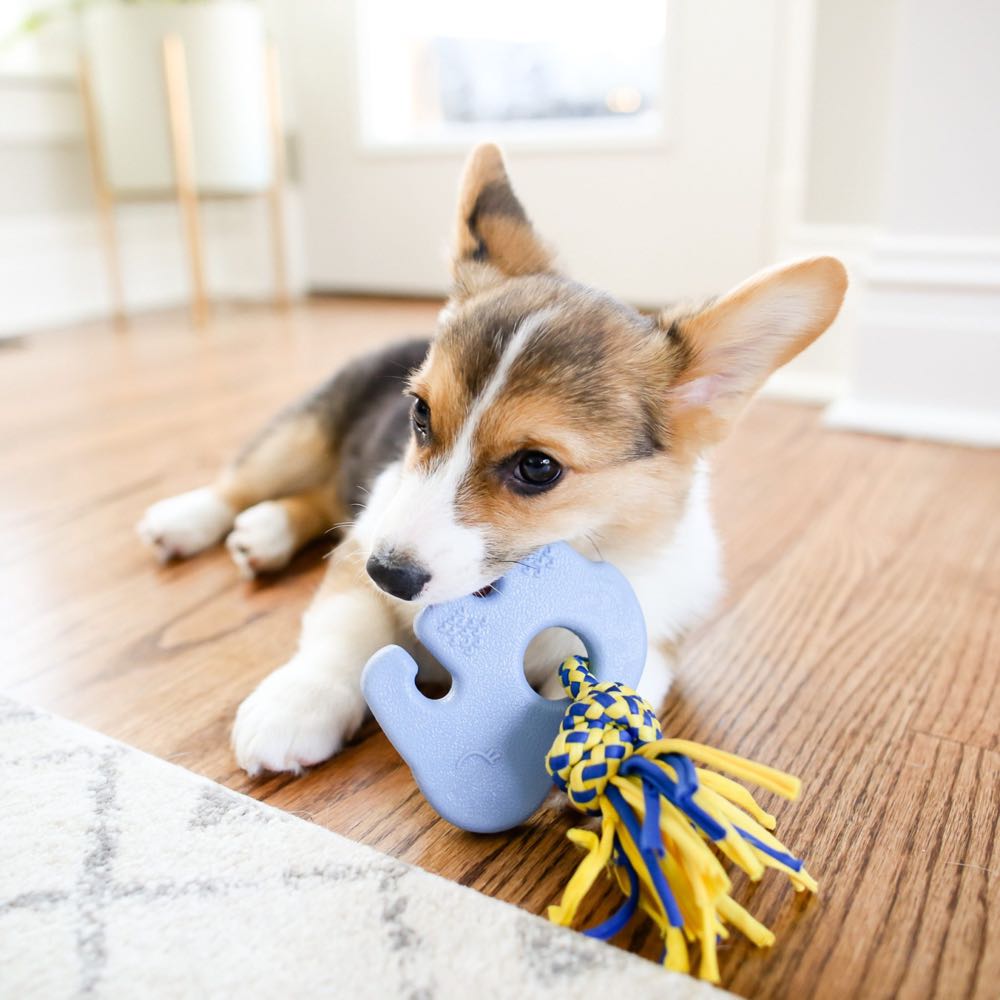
[545,656,817,983]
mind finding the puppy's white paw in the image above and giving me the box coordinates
[137,487,234,562]
[226,501,295,579]
[232,660,366,776]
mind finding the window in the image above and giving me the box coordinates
[356,0,668,149]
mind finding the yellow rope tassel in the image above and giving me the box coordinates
[545,656,815,983]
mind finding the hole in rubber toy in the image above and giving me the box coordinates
[524,627,588,700]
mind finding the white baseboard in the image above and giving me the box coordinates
[775,223,1000,447]
[845,234,1000,445]
[865,233,1000,289]
[824,398,1000,448]
[0,193,307,337]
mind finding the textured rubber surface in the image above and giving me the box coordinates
[361,543,647,833]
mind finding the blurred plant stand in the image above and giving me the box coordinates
[77,0,288,328]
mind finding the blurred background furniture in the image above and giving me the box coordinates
[78,1,288,326]
[0,0,297,333]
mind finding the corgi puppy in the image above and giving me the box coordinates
[138,144,847,776]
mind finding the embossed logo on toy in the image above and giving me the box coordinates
[432,603,485,656]
[456,747,502,770]
[517,547,557,578]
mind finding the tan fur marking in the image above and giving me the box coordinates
[474,393,611,472]
[215,413,334,513]
[407,346,471,466]
[683,256,846,374]
[470,216,553,278]
[451,383,697,565]
[452,143,554,285]
[275,485,342,551]
[666,256,848,454]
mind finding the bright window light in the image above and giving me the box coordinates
[356,0,668,148]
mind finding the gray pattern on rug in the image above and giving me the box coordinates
[0,697,730,999]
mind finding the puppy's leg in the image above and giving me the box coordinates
[635,639,679,710]
[138,409,335,563]
[231,535,396,775]
[226,485,339,578]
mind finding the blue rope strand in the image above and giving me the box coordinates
[622,756,728,842]
[734,827,804,872]
[606,785,684,928]
[582,848,640,940]
[639,775,664,858]
[617,756,804,872]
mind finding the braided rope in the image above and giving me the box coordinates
[544,655,816,983]
[546,657,662,812]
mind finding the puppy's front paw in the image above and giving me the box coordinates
[232,660,366,776]
[226,501,295,579]
[137,487,234,562]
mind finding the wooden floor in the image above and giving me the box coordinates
[2,300,998,999]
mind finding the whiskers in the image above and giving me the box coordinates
[494,558,530,570]
[495,532,605,572]
[583,531,605,561]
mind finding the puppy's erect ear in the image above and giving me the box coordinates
[664,256,848,448]
[450,144,554,297]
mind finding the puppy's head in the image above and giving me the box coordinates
[366,144,847,604]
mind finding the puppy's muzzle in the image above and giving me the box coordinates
[366,552,431,602]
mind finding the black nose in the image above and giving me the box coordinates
[366,554,431,601]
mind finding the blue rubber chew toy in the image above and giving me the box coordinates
[362,541,816,982]
[361,543,646,833]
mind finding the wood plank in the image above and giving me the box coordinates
[1,301,998,999]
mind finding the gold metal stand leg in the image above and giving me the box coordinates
[78,57,126,328]
[162,33,209,328]
[264,43,290,308]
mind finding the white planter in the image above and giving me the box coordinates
[82,1,271,193]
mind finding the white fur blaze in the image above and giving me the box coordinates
[366,461,488,604]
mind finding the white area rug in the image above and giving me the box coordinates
[0,698,732,999]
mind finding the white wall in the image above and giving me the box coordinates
[817,0,1000,445]
[803,0,897,228]
[880,0,1000,238]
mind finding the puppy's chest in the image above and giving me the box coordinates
[586,545,687,638]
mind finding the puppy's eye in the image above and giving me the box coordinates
[411,396,431,442]
[510,451,562,493]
